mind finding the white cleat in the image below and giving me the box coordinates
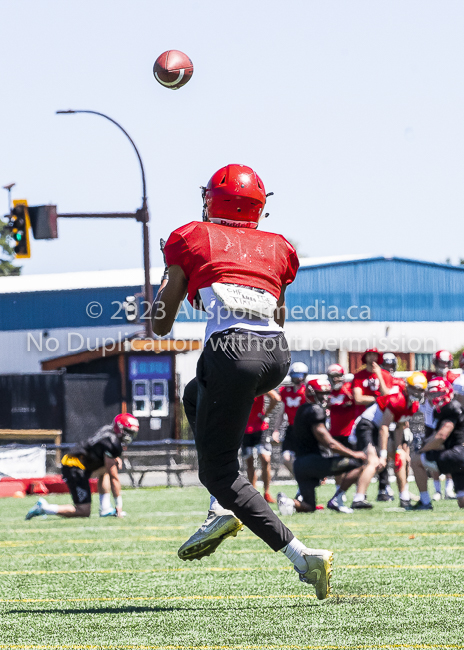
[432,491,442,501]
[295,548,333,600]
[178,509,243,561]
[277,492,296,516]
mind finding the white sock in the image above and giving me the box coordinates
[100,493,111,511]
[209,495,220,511]
[41,502,59,515]
[445,478,454,492]
[353,493,365,503]
[420,491,431,506]
[399,489,410,500]
[433,480,441,493]
[280,537,308,572]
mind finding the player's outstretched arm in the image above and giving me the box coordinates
[151,265,188,337]
[313,423,366,461]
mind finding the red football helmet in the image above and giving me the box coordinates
[326,364,345,390]
[426,378,454,411]
[306,378,332,408]
[432,350,453,375]
[113,413,139,444]
[202,164,267,229]
[361,348,384,365]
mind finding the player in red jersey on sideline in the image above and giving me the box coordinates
[326,364,359,510]
[352,349,394,502]
[152,164,332,600]
[242,391,281,503]
[421,350,460,500]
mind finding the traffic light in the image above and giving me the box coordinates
[28,205,58,239]
[6,200,31,258]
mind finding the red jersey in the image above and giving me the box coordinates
[164,221,299,306]
[352,368,393,417]
[363,391,419,427]
[245,395,268,434]
[328,382,357,437]
[353,368,393,397]
[390,376,406,394]
[377,392,420,422]
[279,384,306,425]
[425,370,460,384]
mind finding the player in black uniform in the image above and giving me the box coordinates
[277,378,367,515]
[25,413,139,520]
[410,379,464,510]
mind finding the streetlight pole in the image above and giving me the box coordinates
[56,109,153,338]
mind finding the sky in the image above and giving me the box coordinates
[1,0,464,276]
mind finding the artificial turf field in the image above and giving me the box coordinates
[1,484,463,650]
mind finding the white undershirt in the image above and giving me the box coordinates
[199,286,282,342]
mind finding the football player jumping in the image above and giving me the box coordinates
[26,414,139,519]
[350,373,427,509]
[152,164,333,600]
[277,378,368,516]
[410,379,464,510]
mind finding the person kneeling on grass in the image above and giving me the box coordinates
[409,379,464,510]
[25,414,139,520]
[277,378,367,516]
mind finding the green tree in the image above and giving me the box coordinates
[453,347,464,369]
[0,216,21,276]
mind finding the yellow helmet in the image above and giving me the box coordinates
[407,372,427,391]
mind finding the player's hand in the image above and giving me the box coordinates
[272,430,280,443]
[372,361,382,376]
[353,451,367,461]
[376,457,387,471]
[116,457,123,470]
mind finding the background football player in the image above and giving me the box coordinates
[350,373,427,509]
[277,378,367,516]
[273,362,308,474]
[26,414,139,519]
[242,391,281,504]
[411,379,464,510]
[421,350,459,500]
[352,349,394,501]
[326,364,358,507]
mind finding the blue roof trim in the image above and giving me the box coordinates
[299,256,464,273]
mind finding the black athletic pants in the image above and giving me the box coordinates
[183,329,293,552]
[294,454,362,511]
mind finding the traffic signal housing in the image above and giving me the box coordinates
[7,200,31,258]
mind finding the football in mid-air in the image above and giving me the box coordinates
[153,50,193,90]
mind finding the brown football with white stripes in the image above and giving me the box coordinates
[153,50,194,90]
